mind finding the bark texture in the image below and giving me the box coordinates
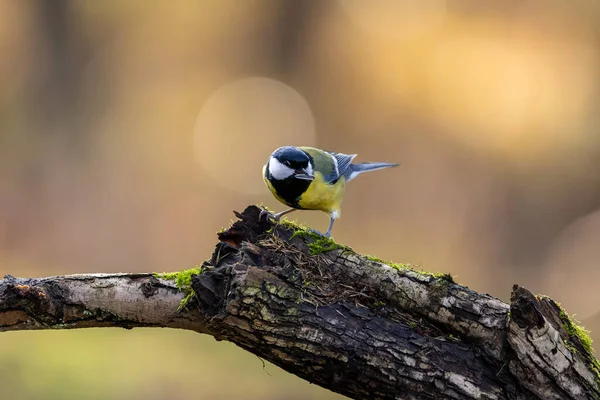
[1,205,598,400]
[0,273,205,333]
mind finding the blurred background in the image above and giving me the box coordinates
[1,0,600,399]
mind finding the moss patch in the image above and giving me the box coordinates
[365,255,413,272]
[278,218,310,233]
[365,255,455,283]
[532,295,600,385]
[276,218,455,283]
[290,230,351,255]
[276,219,352,255]
[155,266,204,310]
[252,209,450,337]
[559,308,594,354]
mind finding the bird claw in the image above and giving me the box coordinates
[308,228,330,238]
[259,209,274,221]
[259,209,281,222]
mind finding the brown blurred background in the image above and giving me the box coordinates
[1,1,600,399]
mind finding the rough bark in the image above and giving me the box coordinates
[0,273,206,333]
[1,205,598,400]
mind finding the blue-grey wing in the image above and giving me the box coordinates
[327,151,357,180]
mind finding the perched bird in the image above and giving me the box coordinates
[261,146,399,237]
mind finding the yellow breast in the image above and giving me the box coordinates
[297,172,346,215]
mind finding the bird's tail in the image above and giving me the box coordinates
[345,162,399,182]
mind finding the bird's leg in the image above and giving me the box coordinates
[324,216,335,238]
[273,208,296,221]
[259,207,296,222]
[309,216,335,238]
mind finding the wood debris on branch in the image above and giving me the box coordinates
[0,205,598,400]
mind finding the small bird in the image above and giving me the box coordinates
[261,146,399,237]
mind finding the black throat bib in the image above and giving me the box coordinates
[266,166,312,208]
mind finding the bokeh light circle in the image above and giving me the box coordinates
[193,77,316,195]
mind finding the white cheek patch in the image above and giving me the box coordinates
[269,157,294,180]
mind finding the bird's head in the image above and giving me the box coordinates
[267,146,314,181]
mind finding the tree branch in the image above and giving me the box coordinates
[0,273,206,333]
[1,205,598,400]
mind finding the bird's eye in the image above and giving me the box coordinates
[284,161,291,167]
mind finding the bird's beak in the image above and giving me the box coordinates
[294,168,314,181]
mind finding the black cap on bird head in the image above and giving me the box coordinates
[268,146,314,181]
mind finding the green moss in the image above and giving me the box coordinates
[391,263,412,271]
[279,218,310,232]
[365,255,411,271]
[263,217,302,234]
[275,213,455,280]
[266,218,309,235]
[563,339,578,354]
[535,297,600,385]
[156,267,201,289]
[591,360,600,386]
[272,218,351,255]
[365,255,387,264]
[154,266,204,310]
[307,237,348,255]
[559,308,595,354]
[432,273,455,283]
[289,229,351,255]
[365,255,455,283]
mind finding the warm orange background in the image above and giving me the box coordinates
[1,1,599,399]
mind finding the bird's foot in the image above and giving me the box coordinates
[259,209,276,222]
[259,209,285,222]
[308,228,330,238]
